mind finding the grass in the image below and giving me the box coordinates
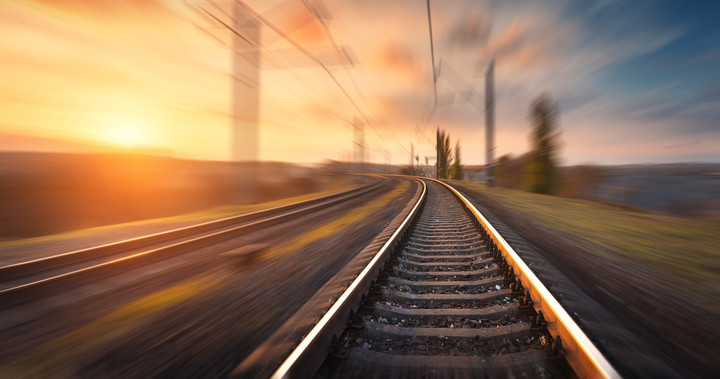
[261,181,410,261]
[453,181,720,308]
[0,175,359,253]
[0,277,218,377]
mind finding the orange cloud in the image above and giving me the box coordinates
[286,12,327,45]
[25,0,168,18]
[485,19,531,60]
[380,44,419,71]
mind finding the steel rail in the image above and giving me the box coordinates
[271,178,427,379]
[0,176,384,283]
[435,179,620,379]
[0,177,390,307]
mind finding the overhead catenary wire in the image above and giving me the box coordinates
[307,1,410,155]
[189,0,412,160]
[200,5,255,46]
[183,1,356,131]
[230,0,378,134]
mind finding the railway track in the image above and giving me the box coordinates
[0,176,386,308]
[269,179,619,378]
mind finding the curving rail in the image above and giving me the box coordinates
[270,178,427,379]
[435,179,619,378]
[270,177,620,378]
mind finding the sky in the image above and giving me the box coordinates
[1,0,719,165]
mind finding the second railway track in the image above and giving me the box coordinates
[270,179,618,378]
[0,176,387,308]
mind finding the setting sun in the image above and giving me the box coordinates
[103,118,148,147]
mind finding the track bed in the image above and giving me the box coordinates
[316,181,569,378]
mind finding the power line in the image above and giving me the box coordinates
[189,0,410,159]
[262,71,353,129]
[231,0,375,130]
[308,2,410,155]
[185,1,356,131]
[200,5,255,46]
[232,0,411,157]
[426,0,438,109]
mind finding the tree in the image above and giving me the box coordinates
[450,141,463,180]
[436,128,452,179]
[399,165,417,176]
[525,93,561,194]
[495,153,527,189]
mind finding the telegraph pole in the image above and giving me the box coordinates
[485,59,495,186]
[353,117,365,172]
[232,4,260,162]
[410,143,414,171]
[231,4,261,203]
[436,127,440,179]
[425,54,496,186]
[193,0,356,200]
[426,0,438,107]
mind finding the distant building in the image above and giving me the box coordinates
[463,164,487,183]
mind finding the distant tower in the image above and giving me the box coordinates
[485,59,495,186]
[436,127,440,179]
[410,143,414,170]
[232,4,261,162]
[353,117,365,171]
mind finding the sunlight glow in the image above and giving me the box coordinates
[102,117,148,147]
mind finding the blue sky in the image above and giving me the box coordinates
[449,0,720,164]
[324,0,720,164]
[570,0,720,118]
[565,0,720,162]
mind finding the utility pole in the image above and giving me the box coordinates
[426,0,438,108]
[365,142,371,172]
[425,155,435,178]
[232,4,261,162]
[410,143,414,171]
[224,0,354,162]
[353,116,365,172]
[190,0,356,200]
[485,59,495,187]
[230,4,261,203]
[436,127,440,179]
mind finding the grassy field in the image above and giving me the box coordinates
[453,181,720,308]
[261,180,410,261]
